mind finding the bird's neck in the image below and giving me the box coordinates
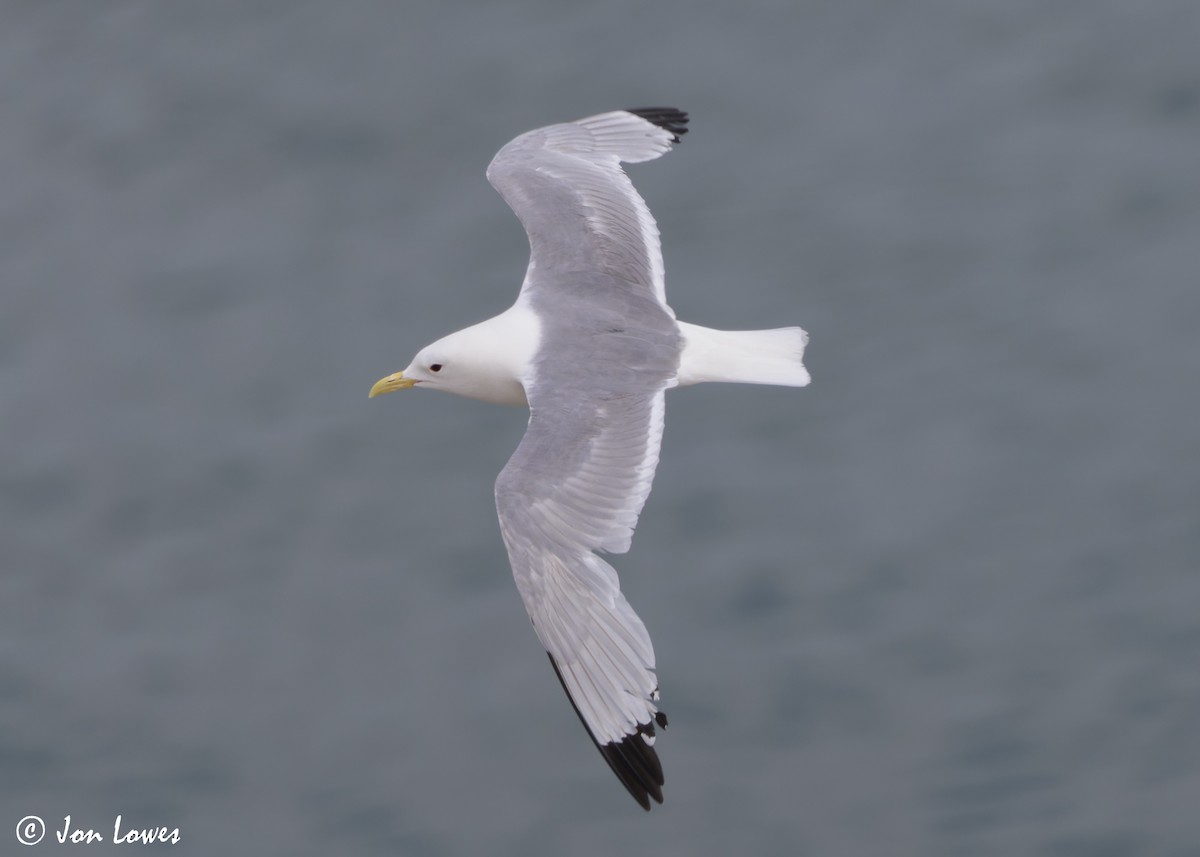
[448,301,542,406]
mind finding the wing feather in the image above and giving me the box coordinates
[486,108,688,312]
[496,382,673,809]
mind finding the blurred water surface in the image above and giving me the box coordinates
[2,2,1199,855]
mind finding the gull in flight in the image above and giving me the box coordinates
[370,108,810,810]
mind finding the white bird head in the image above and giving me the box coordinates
[368,309,538,406]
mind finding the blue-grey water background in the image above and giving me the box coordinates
[3,2,1199,855]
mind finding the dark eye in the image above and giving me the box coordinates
[429,363,443,373]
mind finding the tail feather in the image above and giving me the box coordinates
[675,322,810,388]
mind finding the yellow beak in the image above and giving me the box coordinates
[369,372,417,398]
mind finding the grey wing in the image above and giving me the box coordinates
[494,380,673,810]
[485,108,688,312]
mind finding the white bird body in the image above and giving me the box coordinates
[395,311,808,406]
[370,108,809,809]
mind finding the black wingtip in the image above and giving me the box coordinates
[599,723,666,811]
[547,652,667,811]
[625,107,690,143]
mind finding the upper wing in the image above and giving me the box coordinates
[485,107,688,313]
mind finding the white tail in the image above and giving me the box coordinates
[675,321,810,388]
